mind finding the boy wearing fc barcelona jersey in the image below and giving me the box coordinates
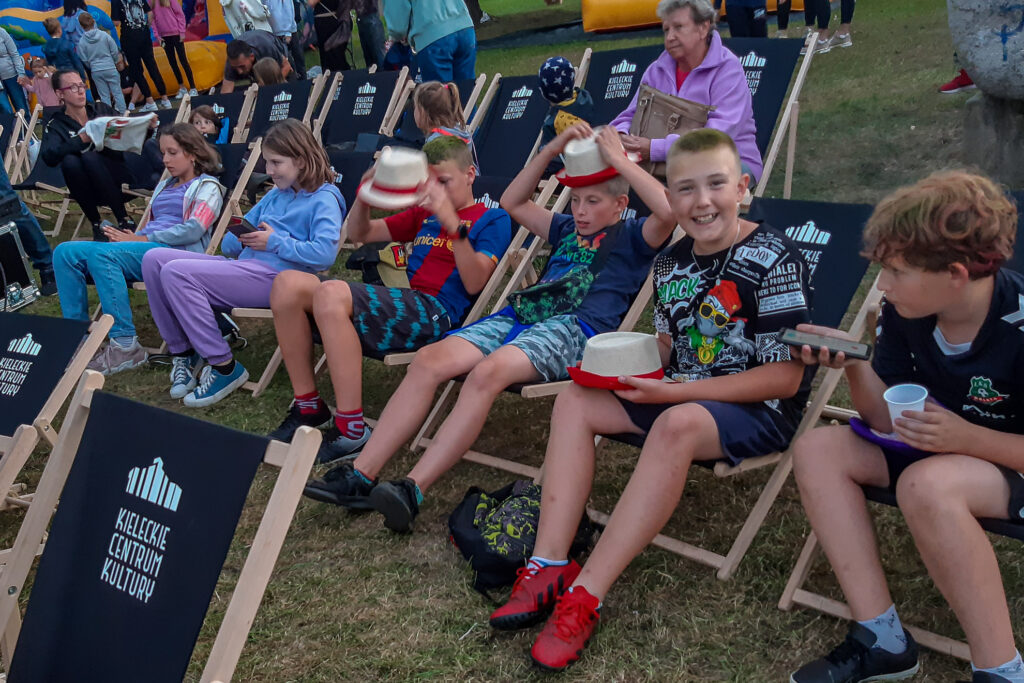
[789,171,1024,683]
[267,136,512,462]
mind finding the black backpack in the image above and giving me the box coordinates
[447,480,594,599]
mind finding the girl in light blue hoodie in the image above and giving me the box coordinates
[142,119,345,407]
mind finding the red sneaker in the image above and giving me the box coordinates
[489,560,581,630]
[530,586,601,672]
[939,69,976,94]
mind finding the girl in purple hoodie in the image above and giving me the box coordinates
[150,0,197,97]
[611,0,762,181]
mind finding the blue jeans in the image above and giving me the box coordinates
[0,77,28,113]
[0,159,52,273]
[415,27,476,83]
[53,240,164,339]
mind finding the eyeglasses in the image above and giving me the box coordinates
[59,83,87,93]
[698,302,730,328]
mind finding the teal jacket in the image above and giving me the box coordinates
[383,0,473,53]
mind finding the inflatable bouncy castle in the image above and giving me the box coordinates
[0,0,230,94]
[582,0,805,33]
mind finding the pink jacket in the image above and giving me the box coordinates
[150,0,186,38]
[611,31,762,180]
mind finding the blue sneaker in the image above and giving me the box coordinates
[183,362,248,407]
[169,352,204,399]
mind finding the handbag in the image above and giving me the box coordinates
[629,83,715,177]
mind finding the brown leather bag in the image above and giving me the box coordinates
[629,83,715,177]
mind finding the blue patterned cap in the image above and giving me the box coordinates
[537,56,576,104]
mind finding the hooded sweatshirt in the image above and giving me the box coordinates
[141,174,226,252]
[77,28,121,74]
[383,0,473,53]
[150,0,187,39]
[0,28,25,82]
[610,31,762,180]
[220,182,345,273]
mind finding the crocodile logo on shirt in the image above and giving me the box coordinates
[968,376,1009,405]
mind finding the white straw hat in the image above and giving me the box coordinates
[568,332,665,390]
[357,147,429,210]
[555,133,638,188]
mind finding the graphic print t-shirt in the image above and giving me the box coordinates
[384,203,513,324]
[872,267,1024,436]
[113,0,150,30]
[546,214,665,333]
[653,222,812,428]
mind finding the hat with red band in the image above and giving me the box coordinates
[357,147,429,210]
[567,332,666,390]
[555,134,639,188]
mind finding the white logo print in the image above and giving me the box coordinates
[273,91,292,103]
[511,85,534,99]
[741,52,766,68]
[736,245,780,269]
[1002,294,1024,328]
[610,59,637,75]
[477,192,499,209]
[212,104,225,115]
[7,333,41,356]
[357,82,377,95]
[126,458,182,512]
[785,221,831,245]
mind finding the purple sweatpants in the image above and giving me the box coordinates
[141,249,280,364]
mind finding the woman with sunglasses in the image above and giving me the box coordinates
[40,69,152,242]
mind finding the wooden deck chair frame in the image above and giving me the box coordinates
[9,108,81,239]
[2,110,28,177]
[312,67,410,145]
[0,370,321,681]
[180,86,259,144]
[240,73,329,142]
[0,314,112,514]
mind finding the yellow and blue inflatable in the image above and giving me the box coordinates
[0,0,229,95]
[583,0,805,33]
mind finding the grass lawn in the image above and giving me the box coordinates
[8,0,1017,681]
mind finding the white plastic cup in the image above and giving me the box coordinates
[884,383,928,425]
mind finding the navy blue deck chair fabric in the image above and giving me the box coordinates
[189,92,249,138]
[217,142,251,193]
[0,110,14,162]
[0,313,87,436]
[12,153,67,191]
[391,78,479,149]
[721,37,803,156]
[247,80,314,140]
[319,70,403,146]
[130,107,179,128]
[472,76,550,180]
[8,391,267,683]
[584,45,663,126]
[326,149,375,209]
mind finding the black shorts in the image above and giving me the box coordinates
[615,398,796,465]
[346,282,452,356]
[881,446,1024,523]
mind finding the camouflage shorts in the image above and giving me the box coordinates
[451,313,588,382]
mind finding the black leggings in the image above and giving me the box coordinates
[161,35,195,90]
[60,151,131,224]
[122,27,166,99]
[726,4,768,37]
[807,0,856,29]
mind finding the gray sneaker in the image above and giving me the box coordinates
[87,340,148,376]
[169,352,203,399]
[832,32,853,48]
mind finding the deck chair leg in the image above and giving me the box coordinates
[0,427,40,513]
[1,604,21,670]
[779,530,820,610]
[716,451,794,580]
[245,345,283,398]
[313,352,328,377]
[411,381,457,451]
[783,100,799,200]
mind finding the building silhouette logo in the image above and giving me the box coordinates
[358,82,377,95]
[741,52,766,68]
[477,192,499,209]
[610,59,637,75]
[125,458,182,512]
[212,104,225,115]
[7,333,41,357]
[511,85,533,99]
[786,221,831,246]
[273,91,292,103]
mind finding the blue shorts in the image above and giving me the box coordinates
[614,398,796,464]
[450,313,588,382]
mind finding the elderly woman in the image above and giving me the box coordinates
[611,0,762,181]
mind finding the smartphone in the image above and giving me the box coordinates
[776,327,872,361]
[227,216,260,237]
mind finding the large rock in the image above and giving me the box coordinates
[948,0,1024,100]
[963,93,1024,188]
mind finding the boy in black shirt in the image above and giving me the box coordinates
[789,171,1024,683]
[490,128,813,672]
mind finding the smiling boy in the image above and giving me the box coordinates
[489,128,813,671]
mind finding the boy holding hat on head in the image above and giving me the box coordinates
[491,128,813,671]
[303,122,675,531]
[267,136,512,461]
[788,171,1024,683]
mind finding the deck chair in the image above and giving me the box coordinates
[389,74,489,149]
[313,68,410,147]
[12,149,75,238]
[0,371,320,681]
[244,75,327,141]
[0,312,112,513]
[469,74,556,180]
[579,45,663,126]
[0,110,20,174]
[185,87,258,144]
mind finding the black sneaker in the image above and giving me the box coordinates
[369,478,419,532]
[119,217,137,233]
[790,622,919,683]
[317,424,372,465]
[268,403,331,442]
[38,268,57,296]
[302,461,376,510]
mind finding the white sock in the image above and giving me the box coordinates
[526,556,567,573]
[973,651,1024,682]
[858,604,908,654]
[110,336,138,350]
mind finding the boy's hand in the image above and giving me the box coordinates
[614,376,680,404]
[620,134,651,161]
[547,122,594,156]
[893,402,977,454]
[790,323,864,369]
[595,126,631,168]
[239,223,273,250]
[417,173,455,222]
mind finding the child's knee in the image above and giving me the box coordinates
[271,270,318,310]
[311,279,353,317]
[551,382,596,422]
[647,404,708,448]
[463,355,513,395]
[408,341,454,383]
[895,458,958,514]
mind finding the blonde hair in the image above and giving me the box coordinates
[262,119,334,192]
[253,57,284,86]
[413,81,466,132]
[863,170,1017,278]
